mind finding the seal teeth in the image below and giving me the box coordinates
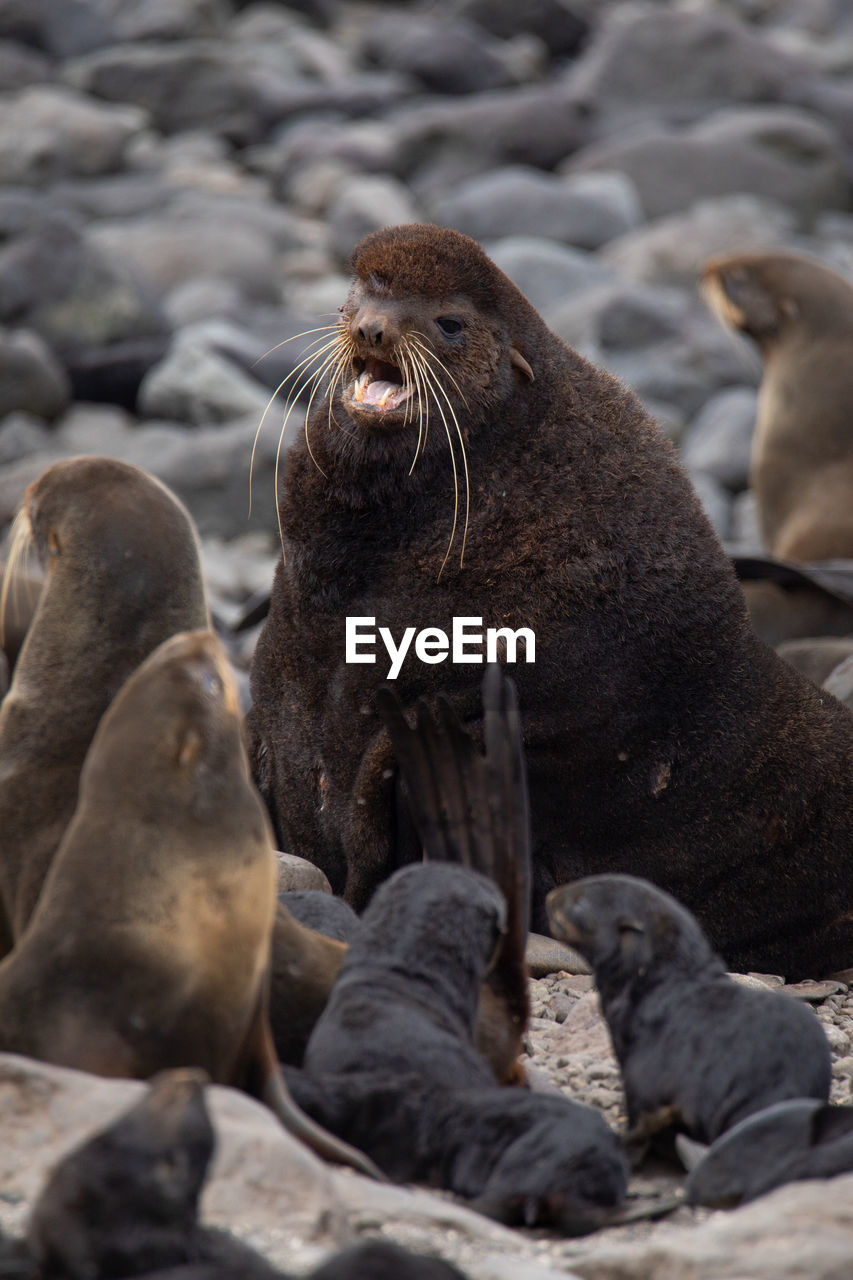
[353,370,372,403]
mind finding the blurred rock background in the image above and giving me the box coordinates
[1,0,852,642]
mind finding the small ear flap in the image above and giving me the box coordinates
[510,347,534,382]
[178,728,204,769]
[779,296,799,320]
[810,1103,853,1147]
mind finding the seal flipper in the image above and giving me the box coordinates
[378,667,531,1083]
[237,981,383,1181]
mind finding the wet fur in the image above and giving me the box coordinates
[548,874,832,1150]
[249,224,853,979]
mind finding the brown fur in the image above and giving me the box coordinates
[250,224,853,978]
[0,457,209,957]
[703,250,853,561]
[0,629,379,1178]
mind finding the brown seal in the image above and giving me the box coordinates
[0,456,209,957]
[0,628,379,1179]
[702,249,853,562]
[249,223,853,978]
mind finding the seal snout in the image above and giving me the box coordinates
[546,885,595,950]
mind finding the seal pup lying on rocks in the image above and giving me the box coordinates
[249,223,853,979]
[681,1097,853,1208]
[547,873,831,1155]
[703,249,853,562]
[0,629,379,1178]
[0,456,209,956]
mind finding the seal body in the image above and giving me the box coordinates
[703,250,853,561]
[250,224,853,977]
[0,457,209,956]
[0,629,379,1179]
[547,874,832,1149]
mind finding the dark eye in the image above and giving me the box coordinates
[436,316,463,338]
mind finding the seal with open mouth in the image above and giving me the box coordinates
[249,223,853,979]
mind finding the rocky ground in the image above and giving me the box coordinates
[1,0,853,1274]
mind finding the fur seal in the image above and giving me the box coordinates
[0,456,209,956]
[702,250,853,562]
[547,874,832,1153]
[249,223,853,978]
[0,628,379,1179]
[682,1098,853,1208]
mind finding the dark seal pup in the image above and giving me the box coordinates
[547,874,832,1152]
[0,456,209,956]
[703,249,853,562]
[682,1098,853,1208]
[249,223,853,978]
[0,629,378,1179]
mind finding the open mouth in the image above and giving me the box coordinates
[347,356,412,414]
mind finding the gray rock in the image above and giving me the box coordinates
[89,0,231,42]
[0,0,117,57]
[601,195,797,288]
[431,166,641,249]
[602,323,750,419]
[137,330,273,426]
[685,472,732,540]
[89,212,284,305]
[567,3,812,127]
[392,82,588,186]
[0,330,71,422]
[261,119,399,207]
[62,40,305,144]
[327,174,421,263]
[63,335,171,412]
[545,281,691,352]
[776,638,853,688]
[64,41,411,145]
[824,655,853,712]
[360,12,512,95]
[0,193,168,357]
[0,411,53,465]
[276,852,332,894]
[681,387,758,492]
[455,0,589,58]
[0,86,147,187]
[488,237,615,314]
[0,37,51,90]
[728,488,763,554]
[567,105,849,222]
[165,278,246,328]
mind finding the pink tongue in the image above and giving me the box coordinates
[363,379,399,405]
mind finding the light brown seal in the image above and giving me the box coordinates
[249,223,853,979]
[702,249,853,562]
[0,628,379,1177]
[0,457,209,957]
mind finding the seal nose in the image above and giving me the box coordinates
[352,308,400,349]
[356,314,386,346]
